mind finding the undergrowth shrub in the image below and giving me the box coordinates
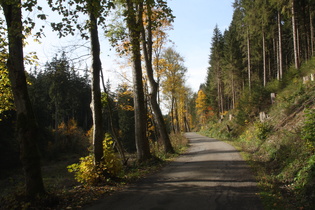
[169,132,188,153]
[237,85,271,121]
[46,119,89,159]
[150,133,188,159]
[67,133,122,185]
[200,120,231,139]
[254,122,273,141]
[301,109,315,150]
[293,154,315,207]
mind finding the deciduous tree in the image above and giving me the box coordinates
[124,0,151,162]
[0,0,45,198]
[160,47,187,133]
[140,0,174,153]
[48,0,114,164]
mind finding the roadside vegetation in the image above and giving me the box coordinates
[1,0,315,209]
[200,58,315,209]
[0,132,188,209]
[0,0,193,208]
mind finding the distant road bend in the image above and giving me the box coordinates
[86,132,263,210]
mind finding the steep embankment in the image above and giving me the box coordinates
[201,59,315,209]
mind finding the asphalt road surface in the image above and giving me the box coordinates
[86,132,263,210]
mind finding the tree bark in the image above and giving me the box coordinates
[311,11,314,57]
[89,11,103,164]
[278,11,283,80]
[100,69,127,165]
[140,1,174,154]
[263,31,267,87]
[126,0,151,162]
[174,99,180,133]
[1,0,45,198]
[171,96,176,133]
[232,72,235,109]
[292,0,300,69]
[247,29,251,90]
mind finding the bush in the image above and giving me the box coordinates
[67,133,122,185]
[254,122,272,141]
[302,109,315,148]
[293,154,315,206]
[236,84,271,122]
[46,119,89,159]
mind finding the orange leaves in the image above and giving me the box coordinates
[196,89,214,124]
[119,104,134,111]
[196,89,207,110]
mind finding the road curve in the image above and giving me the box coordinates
[85,132,263,210]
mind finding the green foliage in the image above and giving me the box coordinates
[200,121,231,139]
[0,25,14,119]
[48,0,115,39]
[265,79,282,93]
[254,122,272,141]
[0,68,14,118]
[116,84,135,152]
[301,109,315,146]
[68,133,122,185]
[293,154,315,204]
[150,133,188,159]
[236,85,270,121]
[28,53,91,130]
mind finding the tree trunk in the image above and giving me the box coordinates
[247,29,251,90]
[263,31,267,87]
[174,99,180,133]
[217,66,224,114]
[140,2,174,154]
[232,72,235,109]
[100,69,127,165]
[292,0,300,69]
[217,77,221,115]
[311,11,314,57]
[126,0,151,162]
[171,96,176,133]
[1,1,45,198]
[89,11,103,164]
[278,11,283,80]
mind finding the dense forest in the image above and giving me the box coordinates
[1,0,315,209]
[0,0,193,208]
[196,0,315,119]
[197,0,315,209]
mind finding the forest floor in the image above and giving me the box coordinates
[84,132,263,210]
[0,152,167,209]
[1,154,96,209]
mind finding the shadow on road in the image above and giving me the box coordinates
[86,133,263,210]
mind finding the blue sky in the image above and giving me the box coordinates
[167,0,234,91]
[24,1,234,92]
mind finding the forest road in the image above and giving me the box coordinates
[85,132,263,210]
